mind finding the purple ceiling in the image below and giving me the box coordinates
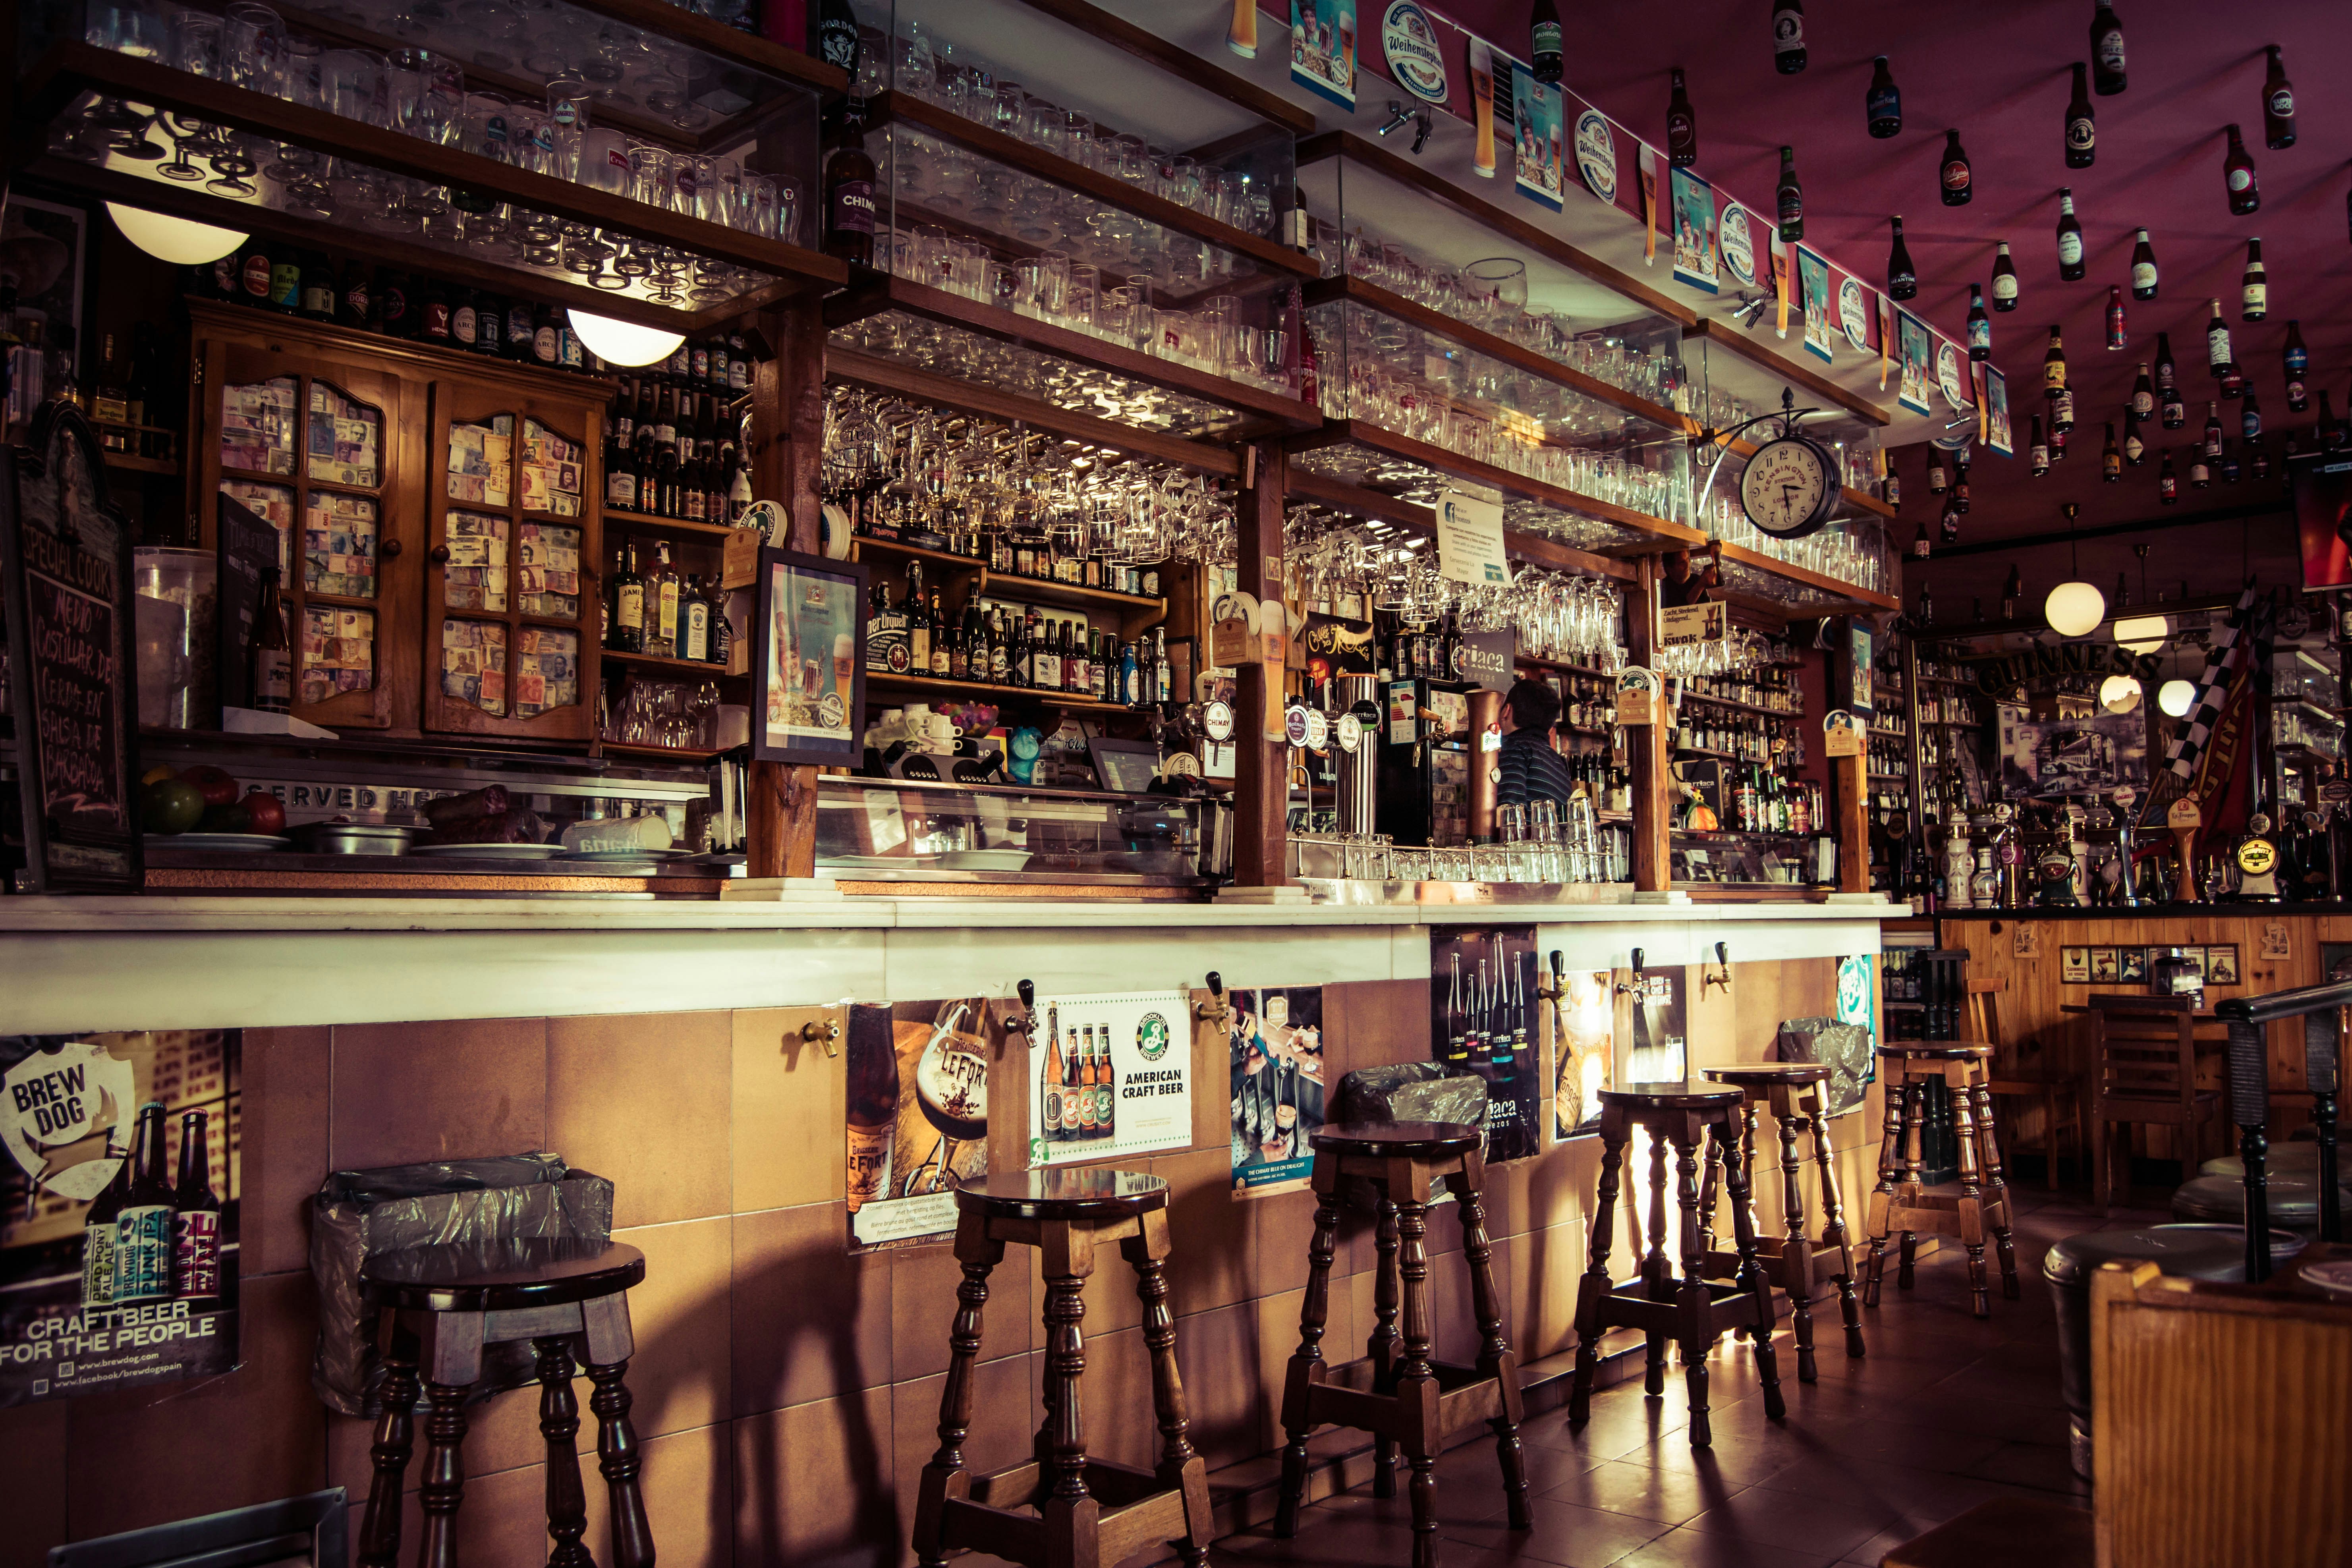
[1431,0,2347,572]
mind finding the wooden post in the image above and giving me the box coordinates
[1836,750,1868,893]
[1234,440,1288,887]
[746,297,828,881]
[1628,556,1671,894]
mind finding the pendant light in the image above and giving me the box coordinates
[565,308,686,368]
[106,203,245,265]
[2113,543,2167,652]
[2157,678,2197,717]
[2099,674,2142,712]
[2044,519,2105,636]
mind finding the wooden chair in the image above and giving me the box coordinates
[2087,993,2225,1214]
[1971,975,2087,1191]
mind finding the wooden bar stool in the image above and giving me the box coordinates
[357,1238,653,1568]
[1695,1063,1865,1380]
[912,1168,1212,1568]
[1864,1043,2020,1316]
[1569,1083,1785,1449]
[1272,1121,1530,1568]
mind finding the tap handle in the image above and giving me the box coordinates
[1549,949,1565,979]
[1017,978,1034,1012]
[1629,946,1645,979]
[1715,940,1728,969]
[1207,971,1224,998]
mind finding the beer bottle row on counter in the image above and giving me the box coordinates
[839,493,1162,599]
[1722,765,1821,837]
[864,561,1172,704]
[606,537,732,664]
[1039,1005,1118,1146]
[82,1102,220,1309]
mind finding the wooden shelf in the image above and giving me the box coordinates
[1678,689,1802,719]
[865,670,1134,712]
[1302,274,1697,437]
[1716,538,1900,613]
[602,648,745,682]
[598,741,724,763]
[849,535,1170,635]
[604,509,744,540]
[827,273,1319,432]
[103,451,180,476]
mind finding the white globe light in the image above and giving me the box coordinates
[565,309,686,368]
[2099,675,2142,713]
[2112,614,2167,654]
[2045,580,2106,637]
[106,203,245,265]
[2157,679,2197,717]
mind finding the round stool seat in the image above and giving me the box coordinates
[1877,1041,1992,1061]
[954,1167,1167,1221]
[2169,1172,2352,1229]
[2198,1143,2323,1179]
[1705,1063,1832,1089]
[361,1238,645,1314]
[1310,1119,1481,1157]
[1600,1080,1744,1108]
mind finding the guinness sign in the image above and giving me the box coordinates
[1963,641,2162,697]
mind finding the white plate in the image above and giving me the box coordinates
[559,848,695,863]
[2303,1259,2352,1300]
[410,842,566,859]
[146,832,293,851]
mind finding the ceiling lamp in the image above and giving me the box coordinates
[106,203,245,265]
[2157,679,2197,717]
[565,308,685,368]
[2099,674,2142,713]
[2045,520,2103,636]
[2113,614,2168,653]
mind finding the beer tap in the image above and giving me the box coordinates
[1195,971,1233,1031]
[1001,979,1038,1061]
[1374,99,1416,137]
[1535,950,1568,1008]
[1703,941,1731,996]
[1615,947,1647,997]
[798,1014,843,1058]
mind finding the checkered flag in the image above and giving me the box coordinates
[2162,583,2263,780]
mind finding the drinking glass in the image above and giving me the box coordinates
[1462,257,1528,314]
[87,0,168,58]
[674,154,719,222]
[390,50,463,143]
[168,10,223,76]
[221,2,284,91]
[578,126,632,192]
[627,144,673,209]
[545,75,590,178]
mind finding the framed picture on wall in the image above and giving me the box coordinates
[2322,942,2352,983]
[749,546,867,767]
[2090,947,2118,983]
[2206,944,2240,985]
[2179,947,2207,981]
[2118,947,2147,983]
[2060,946,2090,983]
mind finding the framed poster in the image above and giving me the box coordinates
[2118,946,2147,982]
[750,546,866,767]
[1289,0,1358,111]
[1430,926,1543,1161]
[1552,966,1613,1140]
[2061,947,2090,983]
[1669,167,1719,295]
[844,998,1003,1248]
[1995,703,2150,802]
[0,195,87,377]
[1511,64,1565,212]
[1230,986,1327,1195]
[1896,309,1934,416]
[1796,245,1833,364]
[1846,620,1874,715]
[1027,990,1194,1167]
[1622,968,1685,1085]
[2,401,143,892]
[1984,367,2015,458]
[2291,452,2352,593]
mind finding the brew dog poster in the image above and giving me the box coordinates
[0,1031,240,1406]
[844,999,1000,1249]
[1431,927,1544,1161]
[1025,991,1195,1169]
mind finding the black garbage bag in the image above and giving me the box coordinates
[1774,1017,1873,1117]
[1329,1064,1490,1213]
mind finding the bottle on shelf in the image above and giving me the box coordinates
[823,102,878,265]
[682,572,712,663]
[650,541,682,657]
[606,411,639,512]
[250,566,292,715]
[609,539,645,653]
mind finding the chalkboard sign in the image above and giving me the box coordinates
[0,402,143,892]
[215,490,278,713]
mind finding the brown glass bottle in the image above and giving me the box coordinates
[823,104,878,265]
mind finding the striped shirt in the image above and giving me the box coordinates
[1497,728,1578,814]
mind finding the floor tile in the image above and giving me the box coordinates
[1538,1458,1741,1526]
[1610,1526,1841,1568]
[1681,1484,1900,1561]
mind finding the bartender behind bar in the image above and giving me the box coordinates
[1497,678,1577,818]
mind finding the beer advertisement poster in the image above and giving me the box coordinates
[1623,968,1687,1085]
[1896,309,1935,416]
[1429,928,1545,1162]
[1025,991,1195,1168]
[1510,65,1565,212]
[1984,367,2016,458]
[1288,0,1357,111]
[1551,968,1614,1142]
[1668,168,1719,296]
[844,1000,1001,1249]
[1228,987,1328,1195]
[1796,245,1834,365]
[0,1031,239,1406]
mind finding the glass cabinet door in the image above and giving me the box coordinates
[201,346,407,729]
[423,386,605,739]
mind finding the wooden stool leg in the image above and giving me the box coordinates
[1125,1212,1212,1568]
[1718,1117,1786,1423]
[357,1316,421,1568]
[533,1338,593,1568]
[1948,1068,1993,1319]
[417,1382,470,1568]
[1394,1196,1441,1568]
[1669,1120,1715,1447]
[915,1211,1003,1568]
[1895,1079,1925,1291]
[1450,1159,1530,1531]
[1863,1076,1909,1308]
[1037,1222,1102,1565]
[1805,1095,1865,1359]
[1274,1170,1344,1538]
[1369,1198,1401,1498]
[1971,1077,2022,1298]
[1729,1100,1764,1346]
[1569,1118,1627,1425]
[1640,1131,1672,1397]
[585,1360,651,1568]
[1772,1104,1816,1383]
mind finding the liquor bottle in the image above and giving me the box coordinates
[609,539,644,652]
[929,593,951,678]
[2190,443,2212,489]
[1530,0,1562,83]
[1041,1004,1065,1143]
[337,259,371,329]
[451,286,478,349]
[823,103,878,265]
[300,252,336,321]
[475,293,504,356]
[1967,285,1990,361]
[2283,320,2310,411]
[2064,62,2096,167]
[1928,451,1948,494]
[606,414,638,512]
[2262,44,2295,150]
[1033,616,1061,691]
[1775,146,1803,242]
[2043,325,2068,396]
[2123,412,2145,465]
[2242,386,2263,442]
[2089,0,2126,95]
[1866,55,1901,137]
[532,303,560,366]
[1886,216,1917,300]
[816,0,859,74]
[652,541,681,657]
[2129,227,2158,299]
[2130,361,2155,419]
[2205,299,2232,378]
[2159,448,2179,503]
[2240,238,2266,322]
[251,566,292,714]
[728,446,754,525]
[172,1110,220,1301]
[1990,241,2018,311]
[2056,188,2085,281]
[1939,129,1971,206]
[2030,413,2050,475]
[2223,124,2259,216]
[421,277,452,341]
[844,1008,898,1207]
[1772,0,1804,73]
[706,577,732,667]
[2105,286,2126,351]
[904,564,929,675]
[682,573,712,663]
[2101,422,2121,482]
[114,1102,176,1305]
[506,297,537,363]
[1666,67,1697,168]
[81,1136,129,1307]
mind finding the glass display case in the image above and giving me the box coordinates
[1671,828,1823,888]
[815,776,1227,885]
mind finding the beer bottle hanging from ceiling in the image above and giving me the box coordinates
[1968,286,1990,361]
[1666,67,1698,167]
[2283,321,2310,412]
[2089,0,2127,95]
[1531,0,1563,84]
[2056,189,2086,281]
[1776,147,1804,242]
[2240,239,2266,322]
[2105,286,2126,351]
[1887,216,1918,300]
[2064,63,2096,168]
[1773,0,1806,73]
[2261,45,2295,150]
[1991,242,2018,311]
[1867,56,1901,137]
[1940,129,1972,206]
[2129,228,2157,299]
[2223,126,2260,216]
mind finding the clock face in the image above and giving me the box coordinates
[1738,436,1834,538]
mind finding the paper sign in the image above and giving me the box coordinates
[1823,709,1865,757]
[1658,600,1727,653]
[1437,483,1508,585]
[2167,797,2203,829]
[1614,666,1657,725]
[1029,991,1196,1168]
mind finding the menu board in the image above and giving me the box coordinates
[1,403,142,892]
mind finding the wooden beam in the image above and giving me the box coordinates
[1836,752,1869,894]
[1628,556,1671,894]
[746,296,828,881]
[1234,442,1290,887]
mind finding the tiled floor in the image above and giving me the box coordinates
[1213,1188,2164,1568]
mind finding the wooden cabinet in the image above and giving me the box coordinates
[189,303,610,740]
